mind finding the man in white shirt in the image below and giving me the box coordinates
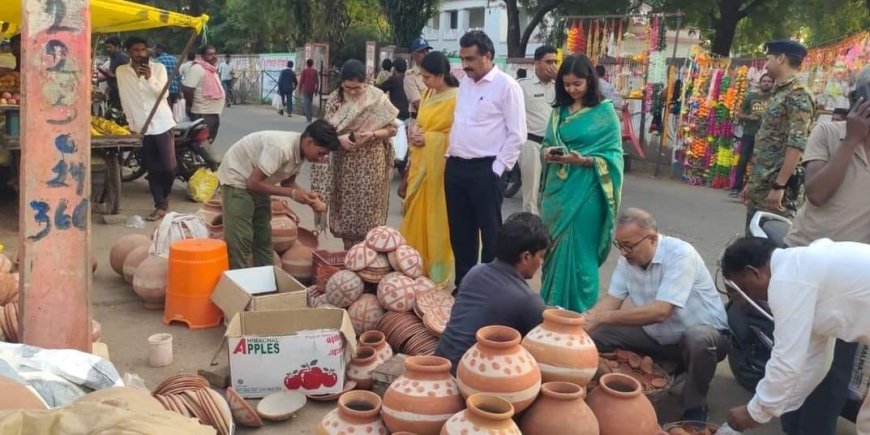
[116,36,177,222]
[217,120,339,269]
[584,208,729,423]
[178,52,195,81]
[446,30,527,287]
[722,237,870,434]
[182,45,225,144]
[518,45,557,215]
[217,54,235,107]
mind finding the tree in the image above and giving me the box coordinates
[379,0,441,48]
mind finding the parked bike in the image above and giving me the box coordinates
[121,118,216,183]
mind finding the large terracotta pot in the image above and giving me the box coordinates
[196,197,223,226]
[519,382,599,435]
[441,394,521,435]
[383,356,464,435]
[456,325,541,413]
[586,373,659,435]
[206,214,224,240]
[359,330,393,363]
[346,346,382,390]
[521,309,599,386]
[132,255,168,309]
[271,210,298,254]
[348,294,386,336]
[281,242,313,282]
[316,390,388,435]
[109,234,150,276]
[122,245,150,284]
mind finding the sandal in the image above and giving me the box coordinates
[145,209,167,222]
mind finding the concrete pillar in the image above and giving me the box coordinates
[19,0,92,351]
[440,11,450,40]
[458,9,471,33]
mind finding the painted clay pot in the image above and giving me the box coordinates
[122,245,150,284]
[348,294,386,335]
[456,325,541,413]
[109,234,150,276]
[325,270,364,308]
[415,277,437,295]
[281,242,314,282]
[376,272,416,312]
[271,211,298,254]
[132,255,168,309]
[388,245,424,278]
[519,382,599,435]
[316,390,388,435]
[586,373,659,435]
[382,356,464,435]
[346,243,377,272]
[0,273,18,305]
[365,226,406,253]
[346,346,382,390]
[196,198,223,227]
[206,214,224,240]
[441,394,521,435]
[521,309,599,386]
[359,330,393,363]
[0,254,12,274]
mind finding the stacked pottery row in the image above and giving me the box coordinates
[109,233,169,309]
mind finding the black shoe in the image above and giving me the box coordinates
[278,109,284,115]
[680,406,708,423]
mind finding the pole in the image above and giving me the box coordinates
[654,12,682,177]
[19,0,92,351]
[139,30,199,135]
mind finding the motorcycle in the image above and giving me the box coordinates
[718,211,861,422]
[121,118,216,183]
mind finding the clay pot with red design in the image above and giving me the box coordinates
[376,272,416,313]
[456,325,541,413]
[346,346,382,390]
[441,393,521,435]
[382,356,464,435]
[109,234,150,276]
[132,255,168,309]
[521,308,599,386]
[347,294,385,335]
[316,390,388,435]
[325,270,364,308]
[359,330,393,363]
[519,381,599,435]
[586,373,659,435]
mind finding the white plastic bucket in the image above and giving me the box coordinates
[148,333,173,367]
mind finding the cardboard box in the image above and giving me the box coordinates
[211,266,308,322]
[226,308,357,398]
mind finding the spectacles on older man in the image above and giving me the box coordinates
[613,233,655,255]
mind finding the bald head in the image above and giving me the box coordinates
[617,208,658,232]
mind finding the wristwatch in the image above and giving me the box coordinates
[770,181,786,190]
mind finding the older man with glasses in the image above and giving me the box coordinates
[583,207,730,424]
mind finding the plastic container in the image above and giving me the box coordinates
[4,109,20,137]
[148,333,173,367]
[164,238,228,329]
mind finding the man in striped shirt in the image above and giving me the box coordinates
[153,44,180,106]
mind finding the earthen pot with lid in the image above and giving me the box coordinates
[382,356,464,435]
[316,390,388,435]
[346,346,382,390]
[441,393,521,435]
[586,373,659,435]
[348,294,385,336]
[519,381,599,435]
[521,308,599,386]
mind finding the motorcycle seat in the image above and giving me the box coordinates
[173,118,207,131]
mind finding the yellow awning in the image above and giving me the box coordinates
[1,0,208,36]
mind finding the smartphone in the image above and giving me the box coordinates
[349,132,357,143]
[548,147,566,156]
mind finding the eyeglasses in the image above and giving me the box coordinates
[613,234,655,255]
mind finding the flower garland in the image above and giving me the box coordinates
[567,21,585,54]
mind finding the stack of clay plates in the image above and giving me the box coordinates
[152,374,233,435]
[376,311,439,356]
[0,302,19,343]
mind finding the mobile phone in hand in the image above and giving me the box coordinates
[548,147,566,156]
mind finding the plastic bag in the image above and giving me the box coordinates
[149,212,210,257]
[172,97,189,124]
[271,93,282,111]
[187,168,219,203]
[392,119,408,162]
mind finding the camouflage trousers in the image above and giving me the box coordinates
[744,184,803,236]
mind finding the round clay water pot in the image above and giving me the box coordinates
[456,325,541,413]
[348,294,386,336]
[382,356,464,435]
[271,211,298,254]
[122,245,150,284]
[346,346,382,390]
[197,198,223,225]
[519,382,599,435]
[376,272,416,313]
[206,214,224,240]
[316,390,387,435]
[132,255,168,309]
[441,394,521,435]
[0,254,12,274]
[281,242,314,282]
[586,373,659,435]
[0,272,18,305]
[325,270,364,308]
[521,308,599,386]
[109,234,150,276]
[359,330,393,363]
[387,245,424,278]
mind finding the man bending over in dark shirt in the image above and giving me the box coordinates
[435,212,549,372]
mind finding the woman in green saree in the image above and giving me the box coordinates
[539,55,624,313]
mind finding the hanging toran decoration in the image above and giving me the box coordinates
[590,20,599,60]
[586,20,593,57]
[615,19,624,58]
[567,20,583,54]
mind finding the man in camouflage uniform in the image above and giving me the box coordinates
[740,40,815,234]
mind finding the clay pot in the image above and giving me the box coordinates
[0,272,18,305]
[441,394,521,435]
[109,234,150,276]
[388,245,424,278]
[519,382,599,435]
[457,325,541,413]
[196,198,223,227]
[0,254,12,274]
[271,211,298,254]
[206,215,224,240]
[122,245,150,284]
[281,242,313,282]
[348,294,386,336]
[376,272,416,313]
[365,226,406,253]
[316,390,388,435]
[346,346,382,390]
[346,243,377,272]
[586,373,659,435]
[382,356,464,435]
[325,270,364,308]
[521,309,599,386]
[359,330,393,363]
[132,255,168,309]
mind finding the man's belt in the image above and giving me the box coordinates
[527,133,544,144]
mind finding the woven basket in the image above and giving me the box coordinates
[313,250,347,291]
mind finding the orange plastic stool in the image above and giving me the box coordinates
[164,239,228,329]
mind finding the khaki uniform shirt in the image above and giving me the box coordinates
[519,76,555,137]
[403,65,427,115]
[785,122,870,246]
[218,131,303,189]
[746,76,815,218]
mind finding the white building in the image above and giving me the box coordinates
[421,0,547,58]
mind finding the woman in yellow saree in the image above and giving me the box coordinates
[400,51,460,287]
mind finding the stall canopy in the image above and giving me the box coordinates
[1,0,209,37]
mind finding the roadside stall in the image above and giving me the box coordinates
[0,0,207,215]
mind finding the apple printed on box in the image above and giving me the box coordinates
[284,359,340,391]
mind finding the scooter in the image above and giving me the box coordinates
[717,211,861,422]
[120,118,216,183]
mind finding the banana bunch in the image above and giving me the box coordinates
[91,117,131,136]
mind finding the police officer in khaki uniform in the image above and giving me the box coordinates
[740,40,815,233]
[518,45,558,214]
[404,37,433,122]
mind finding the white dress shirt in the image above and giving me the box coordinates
[116,61,176,136]
[447,66,527,176]
[608,234,729,345]
[748,239,870,424]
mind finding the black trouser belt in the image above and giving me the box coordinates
[527,133,544,144]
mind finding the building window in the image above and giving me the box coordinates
[468,7,484,29]
[431,14,440,31]
[449,10,458,29]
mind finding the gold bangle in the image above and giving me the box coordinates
[290,188,297,201]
